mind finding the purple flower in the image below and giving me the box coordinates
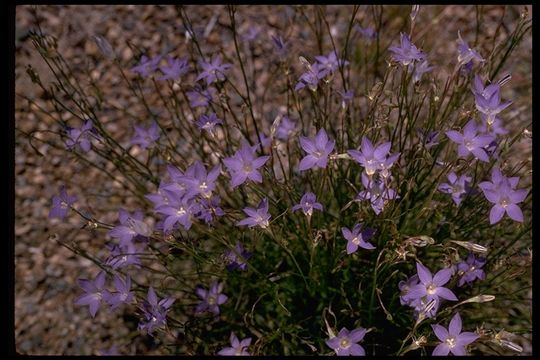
[417,129,440,149]
[74,271,107,318]
[457,253,486,287]
[218,332,252,356]
[438,172,473,206]
[224,242,252,272]
[196,55,232,85]
[472,74,500,101]
[223,140,270,188]
[243,25,260,42]
[109,209,152,248]
[292,192,323,216]
[389,33,426,66]
[295,62,327,92]
[356,173,398,215]
[97,345,120,356]
[275,116,297,141]
[478,168,528,224]
[156,196,200,232]
[131,122,160,150]
[325,327,367,356]
[472,76,512,125]
[412,59,434,83]
[298,128,335,171]
[315,51,349,74]
[338,90,354,109]
[131,55,161,78]
[65,120,94,152]
[432,312,479,356]
[103,275,134,310]
[186,86,216,108]
[446,119,495,162]
[341,223,376,254]
[398,274,419,306]
[355,25,377,40]
[348,136,399,176]
[457,31,484,67]
[138,287,175,336]
[408,263,458,305]
[180,161,221,199]
[237,198,271,229]
[158,56,189,81]
[48,186,77,220]
[195,280,228,315]
[105,243,143,269]
[271,35,288,58]
[478,113,508,136]
[197,195,225,224]
[195,113,223,134]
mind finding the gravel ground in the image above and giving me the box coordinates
[14,5,531,355]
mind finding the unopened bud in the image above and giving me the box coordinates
[500,339,523,353]
[450,240,488,254]
[410,5,420,21]
[405,235,434,247]
[461,294,495,304]
[92,35,115,59]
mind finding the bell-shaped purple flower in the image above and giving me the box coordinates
[432,312,479,356]
[298,129,335,171]
[325,327,367,356]
[342,223,376,254]
[292,192,323,216]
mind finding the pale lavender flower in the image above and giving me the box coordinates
[109,209,152,248]
[237,198,271,229]
[295,62,328,92]
[186,86,216,108]
[457,253,486,287]
[341,223,376,254]
[315,51,349,74]
[195,113,223,134]
[105,243,143,270]
[432,312,479,356]
[398,274,419,306]
[348,136,399,176]
[472,74,500,101]
[48,186,77,220]
[155,194,200,232]
[298,128,335,171]
[407,263,458,305]
[138,287,175,336]
[131,55,161,78]
[475,89,512,126]
[446,119,495,162]
[389,33,426,66]
[478,168,528,224]
[271,35,288,57]
[224,242,252,272]
[196,55,232,85]
[103,275,134,310]
[223,140,270,188]
[197,195,225,224]
[456,31,484,67]
[195,280,228,315]
[74,271,107,318]
[338,90,354,108]
[326,327,367,356]
[292,192,323,216]
[65,120,94,152]
[180,161,221,198]
[412,59,434,83]
[355,25,377,40]
[218,332,252,356]
[438,172,473,206]
[478,113,508,136]
[158,56,190,81]
[131,122,160,150]
[356,173,399,215]
[276,116,297,141]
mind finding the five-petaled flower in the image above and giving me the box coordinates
[217,332,252,356]
[158,56,190,81]
[223,140,270,188]
[237,198,271,229]
[196,55,232,85]
[389,32,426,66]
[298,129,335,171]
[186,86,217,108]
[326,327,368,356]
[65,120,95,153]
[195,113,223,135]
[348,136,399,176]
[457,253,486,287]
[74,270,107,318]
[131,54,161,78]
[342,223,376,254]
[432,312,479,356]
[292,192,323,217]
[138,287,175,336]
[446,119,495,162]
[109,208,152,248]
[478,168,528,224]
[407,262,458,305]
[131,122,160,150]
[195,280,228,315]
[49,186,78,220]
[224,242,252,272]
[438,172,473,206]
[103,274,134,310]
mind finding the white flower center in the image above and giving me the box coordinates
[60,201,68,209]
[426,283,437,295]
[464,140,474,150]
[207,296,216,305]
[177,207,186,216]
[243,164,253,173]
[445,337,456,348]
[351,237,361,245]
[340,338,351,349]
[500,198,509,208]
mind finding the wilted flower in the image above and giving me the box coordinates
[342,223,376,254]
[326,327,367,356]
[438,172,473,206]
[196,55,232,85]
[237,198,271,229]
[338,90,354,108]
[224,242,252,272]
[432,312,479,356]
[355,25,377,40]
[417,129,440,149]
[48,185,78,220]
[412,59,434,83]
[74,271,107,318]
[195,280,228,315]
[130,122,160,150]
[389,33,426,66]
[298,128,335,171]
[218,332,252,356]
[295,62,328,92]
[457,253,486,287]
[158,56,190,81]
[271,35,288,57]
[138,287,175,336]
[292,192,323,216]
[446,119,495,162]
[223,140,270,188]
